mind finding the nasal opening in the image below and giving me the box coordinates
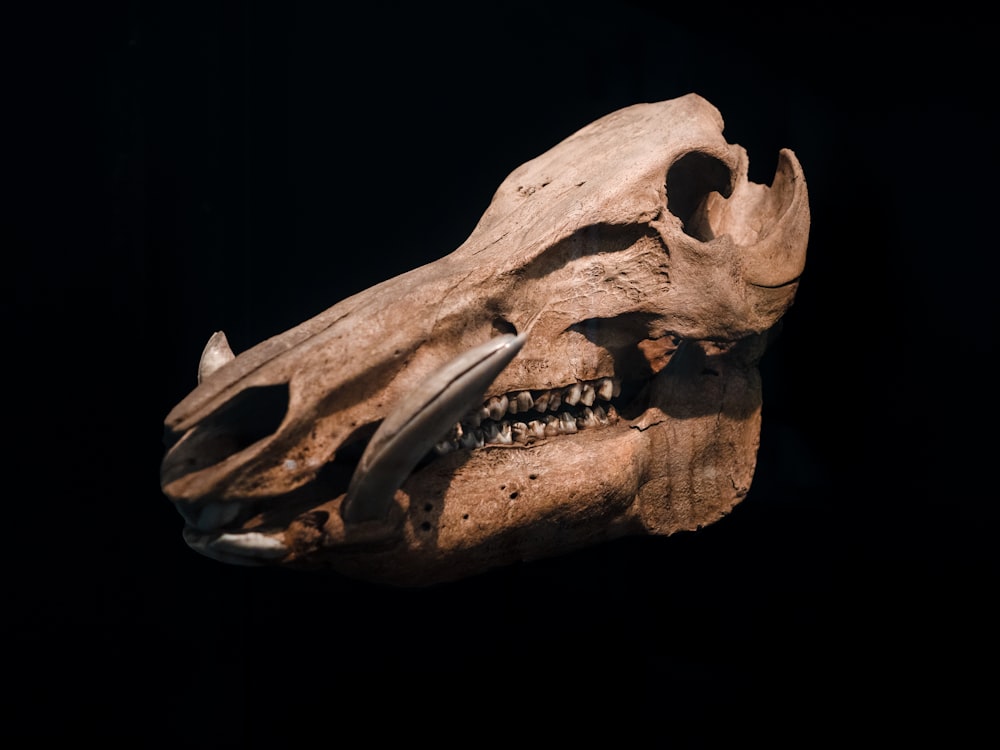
[161,383,290,484]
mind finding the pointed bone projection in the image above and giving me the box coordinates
[161,94,809,585]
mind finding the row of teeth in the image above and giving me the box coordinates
[435,377,621,454]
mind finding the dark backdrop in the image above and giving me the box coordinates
[9,3,996,745]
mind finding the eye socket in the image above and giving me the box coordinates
[665,151,732,240]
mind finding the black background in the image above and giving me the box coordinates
[9,2,996,745]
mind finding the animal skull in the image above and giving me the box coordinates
[161,94,809,586]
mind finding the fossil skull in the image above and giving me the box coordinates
[161,93,809,586]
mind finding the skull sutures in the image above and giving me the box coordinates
[161,94,810,585]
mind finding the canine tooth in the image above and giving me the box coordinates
[341,333,526,523]
[543,415,561,436]
[547,391,562,411]
[195,501,240,532]
[210,531,288,559]
[576,406,597,429]
[496,421,513,445]
[487,395,508,420]
[558,411,578,434]
[511,421,529,443]
[527,419,546,439]
[197,330,236,384]
[580,383,596,406]
[596,378,615,401]
[563,382,581,406]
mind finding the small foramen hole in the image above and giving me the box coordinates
[492,318,517,336]
[509,492,519,500]
[529,474,538,480]
[462,513,469,520]
[420,521,431,532]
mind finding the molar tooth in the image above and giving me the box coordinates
[527,420,546,439]
[576,406,596,429]
[434,440,455,455]
[533,390,551,412]
[543,415,561,436]
[487,395,508,420]
[482,422,500,444]
[547,391,562,411]
[596,377,615,401]
[580,382,596,406]
[592,404,609,425]
[460,428,484,450]
[563,382,581,406]
[612,377,622,398]
[515,390,534,412]
[558,411,578,434]
[511,421,529,444]
[496,421,513,445]
[606,404,620,423]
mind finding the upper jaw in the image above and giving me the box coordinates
[165,349,659,565]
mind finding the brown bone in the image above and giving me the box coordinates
[160,93,809,585]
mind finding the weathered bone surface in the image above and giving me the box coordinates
[161,93,809,586]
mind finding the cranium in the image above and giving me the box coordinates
[161,93,809,586]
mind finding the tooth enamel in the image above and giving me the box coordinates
[482,421,501,443]
[496,421,513,445]
[197,330,236,384]
[547,391,562,411]
[434,440,454,455]
[195,501,240,531]
[543,415,560,436]
[576,406,596,429]
[210,531,288,559]
[563,382,581,406]
[515,391,534,412]
[533,390,551,412]
[606,403,620,422]
[593,404,609,425]
[558,411,578,434]
[580,383,596,406]
[528,419,546,439]
[612,378,622,398]
[596,378,615,401]
[511,421,529,443]
[487,395,508,420]
[460,428,484,450]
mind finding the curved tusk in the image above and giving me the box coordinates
[198,330,236,384]
[738,148,810,288]
[341,333,527,524]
